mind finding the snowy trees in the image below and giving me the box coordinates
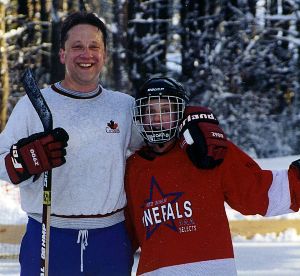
[126,0,300,157]
[1,0,300,157]
[176,0,300,157]
[127,0,170,92]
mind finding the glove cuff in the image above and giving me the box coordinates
[178,110,219,135]
[5,145,31,184]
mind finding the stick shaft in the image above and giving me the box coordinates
[21,69,53,276]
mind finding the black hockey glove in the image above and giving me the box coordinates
[5,128,69,184]
[178,106,227,169]
[290,159,300,179]
[291,159,300,170]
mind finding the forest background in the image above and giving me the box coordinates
[1,0,300,158]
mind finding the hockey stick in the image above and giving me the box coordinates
[21,68,53,276]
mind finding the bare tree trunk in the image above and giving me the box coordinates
[17,0,29,48]
[50,0,65,83]
[265,0,278,39]
[180,0,206,80]
[40,0,51,68]
[112,0,127,91]
[153,0,169,74]
[18,0,29,15]
[0,3,10,130]
[27,0,38,43]
[127,0,142,92]
[79,0,87,11]
[67,0,76,11]
[281,1,292,50]
[37,0,51,83]
[248,0,256,17]
[127,0,170,92]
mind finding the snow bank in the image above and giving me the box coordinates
[0,181,26,225]
[234,228,300,242]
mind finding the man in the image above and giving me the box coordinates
[125,77,300,275]
[0,11,142,275]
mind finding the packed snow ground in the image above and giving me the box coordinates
[1,241,300,276]
[1,154,300,275]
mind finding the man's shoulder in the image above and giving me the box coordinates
[103,87,134,101]
[40,85,52,92]
[39,85,56,96]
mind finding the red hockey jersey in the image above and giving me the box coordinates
[125,141,300,275]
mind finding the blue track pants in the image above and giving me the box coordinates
[19,217,133,276]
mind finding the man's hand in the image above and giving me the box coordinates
[178,106,227,169]
[5,128,69,184]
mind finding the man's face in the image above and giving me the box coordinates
[143,98,176,132]
[59,24,106,91]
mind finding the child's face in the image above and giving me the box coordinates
[143,98,177,132]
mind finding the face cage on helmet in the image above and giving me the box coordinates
[133,95,186,144]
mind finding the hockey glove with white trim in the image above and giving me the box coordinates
[178,106,227,169]
[5,127,69,184]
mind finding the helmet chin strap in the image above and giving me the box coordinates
[146,139,177,155]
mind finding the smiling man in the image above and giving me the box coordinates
[0,11,142,276]
[59,18,107,92]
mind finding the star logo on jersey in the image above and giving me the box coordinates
[106,120,120,133]
[142,176,184,239]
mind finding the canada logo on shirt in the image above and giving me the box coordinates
[142,176,197,239]
[106,120,120,133]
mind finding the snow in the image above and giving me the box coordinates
[233,228,300,243]
[4,27,26,40]
[1,155,300,275]
[0,182,26,225]
[0,0,9,5]
[256,155,300,170]
[234,242,300,275]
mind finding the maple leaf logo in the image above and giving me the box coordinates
[107,120,118,129]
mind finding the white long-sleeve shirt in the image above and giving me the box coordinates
[0,83,142,227]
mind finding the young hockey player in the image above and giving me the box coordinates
[125,77,300,275]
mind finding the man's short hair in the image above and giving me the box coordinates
[60,11,107,49]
